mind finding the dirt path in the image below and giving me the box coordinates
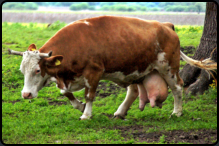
[2,11,205,25]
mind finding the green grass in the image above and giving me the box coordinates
[2,22,216,144]
[175,25,203,48]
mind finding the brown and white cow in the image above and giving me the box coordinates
[8,16,216,120]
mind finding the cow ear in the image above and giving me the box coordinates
[27,44,37,51]
[45,55,63,67]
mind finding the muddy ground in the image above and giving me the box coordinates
[113,125,217,144]
[2,12,205,25]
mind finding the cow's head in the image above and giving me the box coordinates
[8,44,63,99]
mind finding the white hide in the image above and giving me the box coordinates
[84,20,89,25]
[153,52,169,74]
[80,101,92,120]
[20,51,51,98]
[84,78,91,88]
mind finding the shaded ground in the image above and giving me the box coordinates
[180,46,196,55]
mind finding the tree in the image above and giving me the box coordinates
[195,2,203,14]
[69,3,89,11]
[25,2,38,10]
[179,2,217,95]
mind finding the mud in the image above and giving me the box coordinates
[96,81,125,98]
[113,125,217,144]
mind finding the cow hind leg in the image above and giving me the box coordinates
[162,70,184,117]
[114,84,139,119]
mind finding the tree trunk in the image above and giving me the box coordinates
[179,2,217,95]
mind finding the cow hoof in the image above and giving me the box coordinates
[79,114,91,120]
[113,115,125,120]
[139,107,144,111]
[169,112,183,118]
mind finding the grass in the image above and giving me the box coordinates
[2,22,216,144]
[175,25,203,48]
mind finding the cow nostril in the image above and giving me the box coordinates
[22,92,32,99]
[27,93,31,97]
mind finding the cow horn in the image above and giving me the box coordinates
[8,49,23,56]
[39,51,52,58]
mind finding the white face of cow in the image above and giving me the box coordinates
[19,51,50,99]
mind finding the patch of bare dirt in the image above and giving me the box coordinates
[46,97,68,106]
[3,43,18,45]
[96,81,125,98]
[48,101,68,106]
[113,125,217,144]
[2,99,21,105]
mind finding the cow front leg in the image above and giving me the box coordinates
[64,92,85,112]
[80,69,103,120]
[79,87,94,120]
[114,84,139,119]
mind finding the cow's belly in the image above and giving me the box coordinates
[101,51,170,88]
[101,66,153,88]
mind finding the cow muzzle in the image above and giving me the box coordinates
[22,92,33,99]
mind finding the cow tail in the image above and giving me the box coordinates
[180,50,217,71]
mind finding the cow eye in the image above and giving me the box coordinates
[36,69,40,74]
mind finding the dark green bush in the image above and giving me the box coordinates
[150,7,160,11]
[69,4,80,10]
[165,5,186,12]
[25,2,38,10]
[69,2,89,11]
[88,6,95,10]
[3,2,25,10]
[127,6,136,12]
[113,5,128,11]
[101,5,111,11]
[3,2,38,10]
[140,6,147,11]
[184,5,197,12]
[79,2,89,9]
